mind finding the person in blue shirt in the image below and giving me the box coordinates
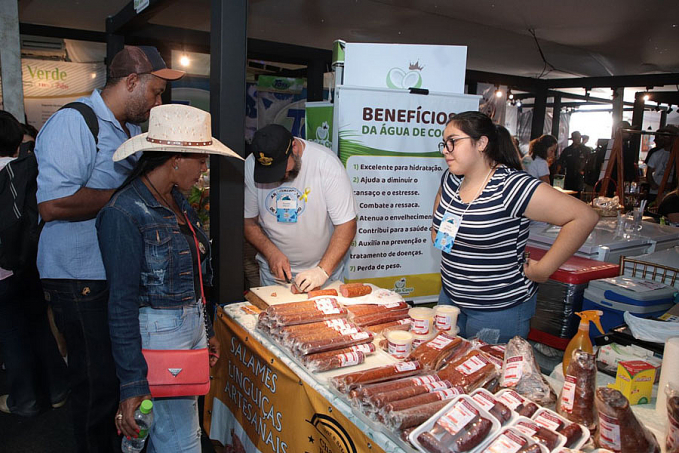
[34,46,183,453]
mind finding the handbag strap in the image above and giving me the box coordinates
[183,212,210,342]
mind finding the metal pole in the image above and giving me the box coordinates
[209,0,246,304]
[530,87,548,139]
[0,0,25,122]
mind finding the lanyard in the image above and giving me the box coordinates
[183,212,205,305]
[455,167,494,220]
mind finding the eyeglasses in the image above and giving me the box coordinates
[438,136,472,154]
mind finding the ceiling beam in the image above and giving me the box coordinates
[19,23,105,42]
[465,69,542,91]
[545,73,679,89]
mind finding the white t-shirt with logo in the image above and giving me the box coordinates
[245,139,357,276]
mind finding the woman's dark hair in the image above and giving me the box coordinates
[0,110,25,158]
[529,134,558,160]
[448,111,522,171]
[22,123,38,140]
[119,151,181,189]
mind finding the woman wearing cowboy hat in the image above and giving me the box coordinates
[96,104,241,452]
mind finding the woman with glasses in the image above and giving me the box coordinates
[431,111,598,342]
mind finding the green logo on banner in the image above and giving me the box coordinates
[386,61,424,89]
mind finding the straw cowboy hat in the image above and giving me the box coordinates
[113,104,243,161]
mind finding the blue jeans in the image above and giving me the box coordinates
[438,289,537,343]
[0,271,68,416]
[41,279,120,453]
[139,303,206,453]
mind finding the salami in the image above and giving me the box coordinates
[408,333,468,371]
[291,284,321,294]
[500,336,556,406]
[303,343,375,366]
[384,387,464,414]
[556,349,597,429]
[514,418,564,450]
[304,351,365,373]
[297,330,374,356]
[416,398,494,452]
[387,399,452,430]
[668,394,679,453]
[364,318,412,335]
[307,289,338,298]
[331,361,423,393]
[347,302,409,315]
[350,309,410,327]
[353,374,440,402]
[594,387,659,453]
[369,380,452,409]
[437,350,498,392]
[340,283,372,298]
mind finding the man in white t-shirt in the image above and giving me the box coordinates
[244,124,357,291]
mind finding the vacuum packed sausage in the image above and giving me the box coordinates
[384,387,464,413]
[557,349,597,429]
[331,361,423,393]
[354,374,440,402]
[408,333,468,371]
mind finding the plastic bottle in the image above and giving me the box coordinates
[121,400,153,453]
[562,310,605,376]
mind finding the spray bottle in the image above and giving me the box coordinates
[562,310,605,376]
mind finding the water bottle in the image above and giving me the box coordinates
[121,400,153,453]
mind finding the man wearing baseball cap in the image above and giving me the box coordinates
[244,124,357,291]
[34,45,183,453]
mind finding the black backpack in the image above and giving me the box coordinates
[0,102,98,272]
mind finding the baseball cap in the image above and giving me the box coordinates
[251,124,294,183]
[108,45,184,81]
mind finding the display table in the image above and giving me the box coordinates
[205,302,669,453]
[204,302,412,453]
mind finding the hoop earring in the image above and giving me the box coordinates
[173,164,179,170]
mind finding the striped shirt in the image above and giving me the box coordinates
[433,166,541,309]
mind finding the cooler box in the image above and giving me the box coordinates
[527,246,619,349]
[582,276,677,339]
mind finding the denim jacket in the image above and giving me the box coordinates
[96,177,213,401]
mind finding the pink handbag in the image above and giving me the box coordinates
[142,213,211,398]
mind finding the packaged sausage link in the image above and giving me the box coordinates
[470,388,513,426]
[368,379,452,410]
[268,298,348,326]
[364,318,412,335]
[409,395,501,453]
[483,427,548,453]
[331,360,423,393]
[511,416,567,451]
[304,350,365,373]
[387,399,452,431]
[495,389,539,418]
[408,333,469,371]
[352,373,440,403]
[556,349,597,430]
[594,387,659,453]
[531,407,590,451]
[382,386,464,415]
[296,330,373,356]
[499,336,556,407]
[437,349,498,393]
[350,309,411,327]
[666,384,679,453]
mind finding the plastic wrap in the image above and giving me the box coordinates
[267,298,347,326]
[437,350,498,393]
[500,336,556,406]
[484,427,547,453]
[274,318,355,343]
[407,333,468,371]
[531,407,589,450]
[387,399,452,431]
[470,388,512,426]
[495,389,540,418]
[296,330,373,356]
[667,385,679,453]
[556,349,597,429]
[350,309,410,327]
[383,386,464,414]
[304,350,365,373]
[303,343,375,367]
[594,387,660,452]
[368,380,451,410]
[331,360,423,393]
[351,374,439,402]
[347,302,409,316]
[513,416,567,451]
[531,280,588,339]
[412,396,499,453]
[364,318,412,335]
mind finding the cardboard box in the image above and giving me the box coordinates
[609,360,657,405]
[658,302,679,322]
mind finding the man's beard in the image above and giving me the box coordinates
[282,153,302,182]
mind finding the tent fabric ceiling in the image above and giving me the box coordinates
[18,0,679,78]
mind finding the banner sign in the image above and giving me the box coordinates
[205,308,387,453]
[21,58,105,98]
[337,86,480,302]
[305,102,334,149]
[344,43,467,94]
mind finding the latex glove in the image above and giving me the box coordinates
[294,266,329,292]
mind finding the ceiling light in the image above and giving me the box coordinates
[495,89,503,98]
[507,89,514,100]
[516,100,522,107]
[643,94,651,102]
[180,55,190,67]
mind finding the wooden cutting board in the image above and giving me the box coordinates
[246,280,344,309]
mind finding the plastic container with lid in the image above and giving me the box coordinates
[409,307,434,335]
[434,305,460,332]
[385,330,413,359]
